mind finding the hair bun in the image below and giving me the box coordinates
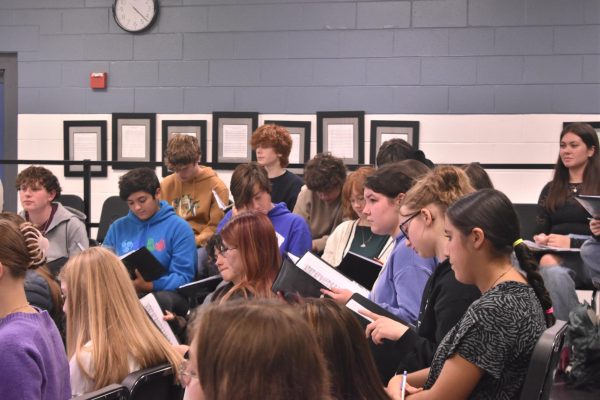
[19,222,48,269]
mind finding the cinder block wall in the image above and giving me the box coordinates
[1,0,598,114]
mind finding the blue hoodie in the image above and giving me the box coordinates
[217,202,312,258]
[103,200,196,291]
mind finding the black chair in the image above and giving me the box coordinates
[71,384,129,400]
[514,203,538,241]
[121,363,183,400]
[59,194,85,214]
[96,196,129,244]
[519,320,568,400]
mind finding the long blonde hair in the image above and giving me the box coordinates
[60,247,182,390]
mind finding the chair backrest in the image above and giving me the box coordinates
[71,384,129,400]
[59,194,85,214]
[121,363,183,400]
[514,203,539,241]
[519,320,568,400]
[96,196,129,244]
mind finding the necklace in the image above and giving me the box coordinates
[1,303,31,319]
[488,268,511,292]
[360,227,374,248]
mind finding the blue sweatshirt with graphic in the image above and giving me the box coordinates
[217,202,312,258]
[103,200,196,291]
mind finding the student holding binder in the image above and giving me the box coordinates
[322,166,393,267]
[60,247,183,396]
[362,167,480,373]
[387,189,554,399]
[325,160,436,325]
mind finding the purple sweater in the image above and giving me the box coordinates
[0,310,71,400]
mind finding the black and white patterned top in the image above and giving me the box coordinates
[424,281,546,399]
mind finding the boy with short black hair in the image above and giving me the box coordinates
[251,124,303,211]
[217,162,311,258]
[160,134,229,247]
[293,153,346,253]
[103,167,196,316]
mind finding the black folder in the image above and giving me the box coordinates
[337,251,383,289]
[271,256,328,299]
[177,275,223,297]
[575,195,600,218]
[120,247,167,281]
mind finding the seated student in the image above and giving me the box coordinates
[323,160,436,324]
[0,220,71,399]
[294,153,346,253]
[0,212,62,325]
[376,138,434,168]
[217,163,311,258]
[161,134,230,247]
[460,162,494,190]
[251,124,304,211]
[0,178,3,211]
[581,217,600,288]
[60,247,183,396]
[298,298,390,400]
[388,189,554,400]
[185,300,332,400]
[360,167,480,374]
[322,166,393,266]
[103,167,196,316]
[16,165,88,272]
[210,212,281,303]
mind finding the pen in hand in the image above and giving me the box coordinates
[401,370,407,400]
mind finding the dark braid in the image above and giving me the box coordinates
[513,243,556,327]
[447,189,555,328]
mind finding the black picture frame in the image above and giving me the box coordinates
[161,120,208,177]
[63,120,108,177]
[370,120,420,165]
[212,112,259,169]
[112,113,156,170]
[316,111,365,165]
[263,120,311,169]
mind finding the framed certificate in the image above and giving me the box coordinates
[63,120,107,177]
[317,111,365,165]
[161,119,207,177]
[212,112,259,169]
[370,120,420,164]
[112,113,156,170]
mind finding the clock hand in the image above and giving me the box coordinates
[131,5,149,22]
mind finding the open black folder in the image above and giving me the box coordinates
[575,195,600,218]
[271,256,327,298]
[120,247,167,281]
[337,251,383,289]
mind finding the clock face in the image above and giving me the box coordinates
[113,0,158,33]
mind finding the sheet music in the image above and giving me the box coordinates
[327,124,354,159]
[222,124,248,158]
[523,240,580,253]
[296,252,370,297]
[140,293,179,345]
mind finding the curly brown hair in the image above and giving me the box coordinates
[15,166,62,200]
[304,153,346,193]
[250,124,293,168]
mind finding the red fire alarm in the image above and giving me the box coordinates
[90,72,107,89]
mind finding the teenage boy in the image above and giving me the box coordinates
[293,153,346,253]
[103,168,196,316]
[250,124,303,211]
[217,163,311,258]
[161,134,229,247]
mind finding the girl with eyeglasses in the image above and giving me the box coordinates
[387,187,554,399]
[209,211,281,303]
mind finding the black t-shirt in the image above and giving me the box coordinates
[270,170,303,211]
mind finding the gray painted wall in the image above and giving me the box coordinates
[1,0,599,114]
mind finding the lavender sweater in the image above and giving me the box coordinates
[0,310,71,400]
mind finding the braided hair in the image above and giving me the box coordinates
[446,189,555,328]
[0,219,47,279]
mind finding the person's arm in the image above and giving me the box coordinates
[286,218,313,258]
[591,218,600,239]
[533,183,551,238]
[101,224,117,253]
[320,221,349,265]
[152,223,197,291]
[66,217,89,256]
[197,182,229,246]
[0,347,45,399]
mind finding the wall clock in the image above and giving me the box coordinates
[113,0,159,33]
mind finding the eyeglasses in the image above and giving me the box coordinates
[178,360,198,387]
[217,244,237,258]
[399,211,420,241]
